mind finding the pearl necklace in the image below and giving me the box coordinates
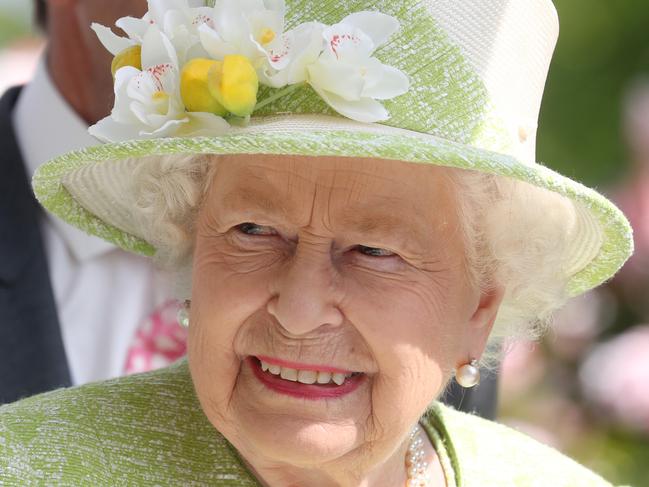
[405,425,431,486]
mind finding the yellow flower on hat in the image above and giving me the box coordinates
[180,58,227,116]
[111,45,142,77]
[207,55,259,117]
[91,1,409,138]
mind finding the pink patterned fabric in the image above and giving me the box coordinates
[124,300,188,374]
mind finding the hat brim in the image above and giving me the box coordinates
[33,116,632,297]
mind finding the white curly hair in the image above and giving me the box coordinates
[127,153,575,367]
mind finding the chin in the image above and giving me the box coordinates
[235,414,362,467]
[193,350,375,467]
[226,362,369,467]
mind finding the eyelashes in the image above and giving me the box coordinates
[236,222,278,236]
[354,245,396,258]
[233,223,399,260]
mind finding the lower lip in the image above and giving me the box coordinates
[247,357,365,400]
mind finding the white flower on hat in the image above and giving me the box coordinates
[305,11,410,123]
[257,21,326,88]
[91,21,140,57]
[146,0,216,64]
[198,0,285,61]
[92,0,214,66]
[90,25,229,142]
[89,2,411,141]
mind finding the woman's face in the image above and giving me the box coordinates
[189,154,500,478]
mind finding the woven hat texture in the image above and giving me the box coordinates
[33,0,633,297]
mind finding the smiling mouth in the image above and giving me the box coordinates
[248,356,365,399]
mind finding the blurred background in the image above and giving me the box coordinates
[499,3,649,487]
[0,0,648,485]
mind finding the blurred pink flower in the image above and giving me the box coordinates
[613,177,649,290]
[579,325,649,434]
[548,289,615,361]
[624,79,649,159]
[500,340,545,399]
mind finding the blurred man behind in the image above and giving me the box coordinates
[0,0,175,404]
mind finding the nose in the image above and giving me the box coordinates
[267,246,344,336]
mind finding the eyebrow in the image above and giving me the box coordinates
[218,188,439,252]
[339,209,433,252]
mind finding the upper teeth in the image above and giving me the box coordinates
[260,359,353,386]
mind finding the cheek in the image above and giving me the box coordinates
[192,236,283,323]
[342,273,463,400]
[188,237,281,416]
[345,271,456,348]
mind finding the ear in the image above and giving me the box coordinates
[464,284,506,357]
[469,284,505,328]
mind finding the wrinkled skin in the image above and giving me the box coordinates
[189,154,504,486]
[45,0,148,123]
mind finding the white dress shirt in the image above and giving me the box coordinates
[12,59,173,385]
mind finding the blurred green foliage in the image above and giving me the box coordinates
[0,0,31,46]
[0,13,28,46]
[539,0,649,186]
[572,429,649,487]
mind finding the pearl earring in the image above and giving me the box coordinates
[455,359,480,388]
[177,300,191,328]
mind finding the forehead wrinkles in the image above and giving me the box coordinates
[258,164,382,230]
[288,162,423,232]
[213,160,318,225]
[213,156,460,245]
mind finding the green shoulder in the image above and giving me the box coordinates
[425,402,630,487]
[0,360,259,486]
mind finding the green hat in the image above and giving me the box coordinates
[33,0,632,297]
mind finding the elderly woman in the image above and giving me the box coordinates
[0,0,633,486]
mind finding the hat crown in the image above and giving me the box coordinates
[34,1,631,303]
[254,0,559,163]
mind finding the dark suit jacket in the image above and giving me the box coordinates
[0,87,71,404]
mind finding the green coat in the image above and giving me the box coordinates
[0,361,626,486]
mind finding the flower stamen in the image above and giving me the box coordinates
[151,90,170,114]
[259,27,276,45]
[152,91,169,101]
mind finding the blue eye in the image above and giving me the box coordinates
[236,223,278,236]
[357,245,395,257]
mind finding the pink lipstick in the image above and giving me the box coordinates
[247,357,365,400]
